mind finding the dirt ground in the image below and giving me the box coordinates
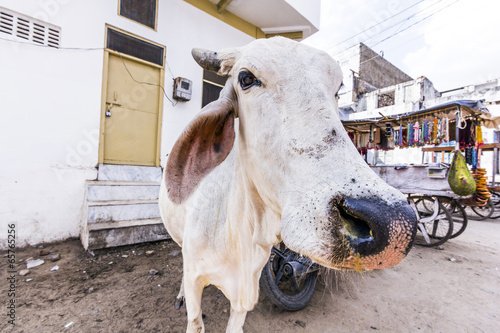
[1,218,499,333]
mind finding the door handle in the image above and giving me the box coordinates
[105,102,122,107]
[105,102,121,117]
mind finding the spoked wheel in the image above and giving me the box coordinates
[410,196,454,247]
[490,191,500,219]
[471,199,495,220]
[441,197,468,238]
[260,243,319,311]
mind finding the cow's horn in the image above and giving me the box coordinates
[191,48,221,73]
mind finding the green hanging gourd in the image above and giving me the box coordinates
[448,150,476,196]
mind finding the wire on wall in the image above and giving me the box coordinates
[0,35,178,107]
[118,53,177,106]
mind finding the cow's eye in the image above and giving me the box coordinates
[238,71,261,90]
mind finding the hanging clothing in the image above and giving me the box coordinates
[423,120,429,143]
[428,121,433,144]
[472,148,478,169]
[437,119,442,143]
[443,117,449,143]
[458,119,475,150]
[477,125,484,146]
[414,121,420,145]
[465,147,473,165]
[432,117,438,143]
[408,123,414,146]
[398,126,403,147]
[420,122,424,145]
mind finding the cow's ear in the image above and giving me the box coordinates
[217,49,239,76]
[165,91,235,204]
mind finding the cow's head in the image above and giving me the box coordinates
[166,37,417,271]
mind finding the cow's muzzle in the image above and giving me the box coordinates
[334,197,417,268]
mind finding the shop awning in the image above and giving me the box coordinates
[342,100,500,131]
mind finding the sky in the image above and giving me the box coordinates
[302,0,500,92]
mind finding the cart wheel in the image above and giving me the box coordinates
[488,191,500,219]
[415,195,435,214]
[260,243,318,311]
[412,196,454,247]
[471,199,495,220]
[441,198,468,238]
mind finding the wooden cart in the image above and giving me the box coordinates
[368,144,500,246]
[371,164,467,246]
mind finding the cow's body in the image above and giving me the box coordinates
[160,143,272,324]
[159,37,417,333]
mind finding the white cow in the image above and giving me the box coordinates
[159,37,417,333]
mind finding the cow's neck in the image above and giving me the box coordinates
[226,142,282,250]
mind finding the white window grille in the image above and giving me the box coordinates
[0,6,61,48]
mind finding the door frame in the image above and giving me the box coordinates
[98,25,165,167]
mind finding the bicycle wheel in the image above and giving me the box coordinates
[260,244,318,311]
[471,199,494,220]
[441,198,468,239]
[412,196,454,247]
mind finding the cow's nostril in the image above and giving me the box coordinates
[339,207,371,238]
[337,204,376,255]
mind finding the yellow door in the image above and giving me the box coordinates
[102,53,162,166]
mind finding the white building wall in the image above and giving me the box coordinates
[336,44,360,108]
[349,77,436,120]
[428,79,500,110]
[0,0,253,248]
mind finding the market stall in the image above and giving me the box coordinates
[342,100,500,246]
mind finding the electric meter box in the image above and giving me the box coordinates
[173,77,192,101]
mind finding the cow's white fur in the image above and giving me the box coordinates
[159,37,409,333]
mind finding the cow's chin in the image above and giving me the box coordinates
[309,242,411,272]
[282,222,414,272]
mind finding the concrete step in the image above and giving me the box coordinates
[88,199,160,223]
[81,175,168,250]
[88,217,163,231]
[87,219,169,250]
[86,181,160,202]
[97,164,162,182]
